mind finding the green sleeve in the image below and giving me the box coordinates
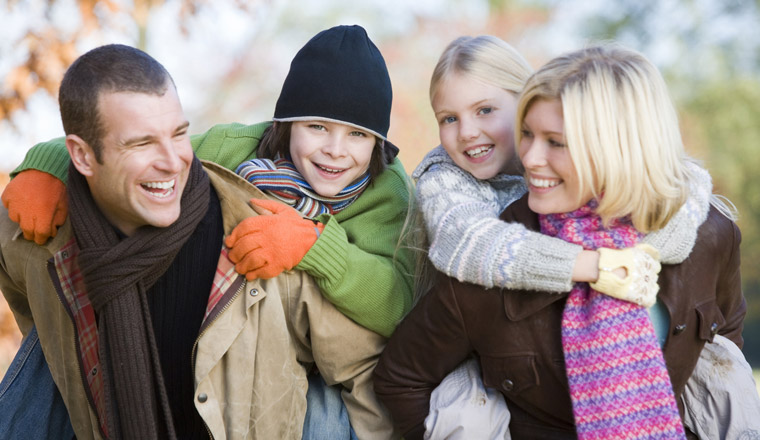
[9,121,273,182]
[296,158,416,338]
[11,138,71,183]
[190,121,271,170]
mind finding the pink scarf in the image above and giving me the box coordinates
[540,202,685,440]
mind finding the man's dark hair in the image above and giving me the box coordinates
[59,44,175,161]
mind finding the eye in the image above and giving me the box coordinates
[477,107,493,115]
[520,128,533,139]
[439,115,457,125]
[549,138,566,148]
[349,130,367,137]
[308,124,326,131]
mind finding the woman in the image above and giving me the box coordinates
[374,44,748,439]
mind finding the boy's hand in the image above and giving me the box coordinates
[2,170,68,245]
[224,198,324,280]
[590,244,661,307]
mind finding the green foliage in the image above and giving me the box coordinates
[681,78,760,366]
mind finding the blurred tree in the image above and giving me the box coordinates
[0,0,259,125]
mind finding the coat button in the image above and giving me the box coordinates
[502,379,514,391]
[672,324,686,335]
[249,288,258,296]
[198,393,208,403]
[710,322,719,335]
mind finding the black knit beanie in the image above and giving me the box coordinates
[273,25,394,145]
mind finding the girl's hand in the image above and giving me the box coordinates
[224,198,324,280]
[590,244,661,307]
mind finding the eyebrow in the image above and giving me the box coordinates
[122,121,190,147]
[434,98,493,117]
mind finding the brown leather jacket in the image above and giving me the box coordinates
[374,196,745,439]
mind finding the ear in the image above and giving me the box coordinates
[66,134,97,177]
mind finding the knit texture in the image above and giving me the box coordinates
[11,120,415,338]
[412,146,713,291]
[273,25,392,141]
[67,157,210,440]
[540,202,685,440]
[236,154,370,218]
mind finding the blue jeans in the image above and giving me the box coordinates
[302,372,358,440]
[0,326,75,439]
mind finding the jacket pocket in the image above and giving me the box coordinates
[695,299,726,343]
[480,353,539,396]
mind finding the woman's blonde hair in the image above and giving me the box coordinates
[516,43,704,232]
[429,35,533,103]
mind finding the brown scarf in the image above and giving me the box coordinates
[67,157,210,440]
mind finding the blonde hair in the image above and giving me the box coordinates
[429,35,533,103]
[516,44,704,232]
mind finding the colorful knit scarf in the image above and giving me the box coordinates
[236,154,370,219]
[539,201,685,440]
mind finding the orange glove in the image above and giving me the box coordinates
[2,169,68,245]
[224,198,325,280]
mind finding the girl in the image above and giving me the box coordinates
[411,35,710,439]
[374,43,751,439]
[1,25,412,439]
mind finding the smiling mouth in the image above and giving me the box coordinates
[529,177,560,188]
[316,164,346,175]
[465,145,493,158]
[141,179,176,198]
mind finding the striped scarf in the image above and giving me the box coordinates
[540,201,685,440]
[236,155,370,219]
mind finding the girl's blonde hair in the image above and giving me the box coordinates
[429,35,533,103]
[516,43,715,232]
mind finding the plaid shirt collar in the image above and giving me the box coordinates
[51,237,240,436]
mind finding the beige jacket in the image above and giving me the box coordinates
[0,162,315,439]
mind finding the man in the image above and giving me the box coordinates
[0,44,315,439]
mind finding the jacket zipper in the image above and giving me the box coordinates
[191,279,246,440]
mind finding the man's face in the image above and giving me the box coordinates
[84,86,193,235]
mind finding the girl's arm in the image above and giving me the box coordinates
[641,161,712,264]
[415,148,712,292]
[414,147,582,292]
[297,158,416,338]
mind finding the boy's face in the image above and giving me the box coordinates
[433,72,518,180]
[81,86,193,235]
[289,120,375,197]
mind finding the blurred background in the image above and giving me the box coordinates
[1,0,759,394]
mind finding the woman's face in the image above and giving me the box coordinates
[517,99,593,214]
[432,72,518,180]
[289,120,375,197]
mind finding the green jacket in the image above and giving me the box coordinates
[13,121,415,337]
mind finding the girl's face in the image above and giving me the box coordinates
[432,72,518,180]
[289,121,376,197]
[518,99,593,214]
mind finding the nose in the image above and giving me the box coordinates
[458,117,479,142]
[519,139,546,169]
[321,133,348,158]
[155,140,184,173]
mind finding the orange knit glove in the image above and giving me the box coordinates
[224,198,325,280]
[2,169,68,245]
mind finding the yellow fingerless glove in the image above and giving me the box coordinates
[590,244,661,307]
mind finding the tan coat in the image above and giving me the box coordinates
[0,162,314,439]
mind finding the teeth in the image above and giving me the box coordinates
[465,146,492,158]
[143,180,175,189]
[530,178,559,188]
[318,165,343,173]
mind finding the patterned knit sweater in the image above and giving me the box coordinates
[12,121,415,338]
[412,145,713,292]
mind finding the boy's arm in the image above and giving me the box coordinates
[297,159,415,338]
